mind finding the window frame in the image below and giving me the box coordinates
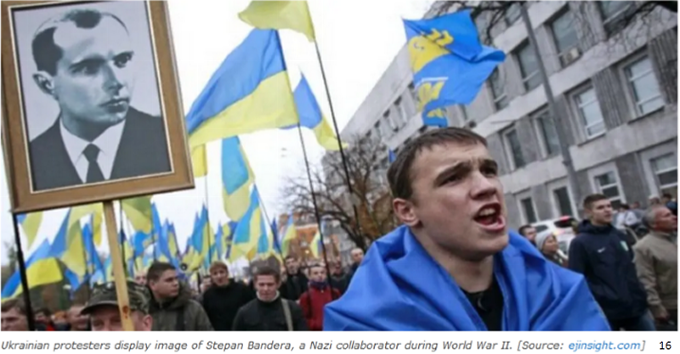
[549,9,580,68]
[531,108,560,158]
[489,69,509,111]
[395,97,409,125]
[650,153,678,195]
[519,196,539,224]
[504,3,521,26]
[571,85,606,140]
[515,42,541,91]
[503,127,526,170]
[593,170,624,209]
[551,186,576,218]
[620,54,665,118]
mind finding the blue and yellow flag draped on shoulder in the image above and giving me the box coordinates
[403,10,505,127]
[186,29,298,148]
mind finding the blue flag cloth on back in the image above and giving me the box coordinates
[324,226,610,331]
[404,11,505,127]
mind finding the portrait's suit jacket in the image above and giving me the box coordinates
[29,107,171,191]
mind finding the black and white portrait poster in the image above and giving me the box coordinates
[11,1,172,192]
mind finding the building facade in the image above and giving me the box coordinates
[335,1,678,231]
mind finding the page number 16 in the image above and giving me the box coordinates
[660,342,671,350]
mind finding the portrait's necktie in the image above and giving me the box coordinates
[83,144,105,183]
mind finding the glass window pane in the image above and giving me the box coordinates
[538,115,560,155]
[601,186,620,199]
[506,130,525,168]
[627,58,653,78]
[521,198,537,223]
[586,121,606,137]
[600,1,631,20]
[596,172,617,186]
[640,97,665,115]
[581,102,604,126]
[554,187,574,216]
[490,70,504,97]
[611,199,623,210]
[632,73,662,102]
[496,96,509,110]
[576,88,596,105]
[552,12,578,53]
[525,74,542,90]
[658,170,677,186]
[518,45,538,79]
[505,3,521,24]
[652,154,677,171]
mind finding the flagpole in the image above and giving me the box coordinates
[11,213,36,331]
[309,34,365,248]
[118,202,129,278]
[79,227,92,299]
[295,124,334,298]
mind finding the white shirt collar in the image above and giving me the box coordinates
[59,118,126,182]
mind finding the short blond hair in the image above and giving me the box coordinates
[209,261,228,274]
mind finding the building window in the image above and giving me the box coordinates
[599,1,632,22]
[553,187,574,217]
[651,154,678,197]
[395,98,409,125]
[534,110,560,156]
[520,197,538,223]
[460,105,470,121]
[489,70,508,110]
[384,110,399,133]
[408,82,416,101]
[516,43,541,91]
[373,121,382,139]
[505,3,521,25]
[474,12,489,43]
[504,129,525,169]
[594,171,623,209]
[550,10,580,67]
[574,87,606,139]
[624,56,664,116]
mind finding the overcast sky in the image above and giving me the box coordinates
[1,0,434,265]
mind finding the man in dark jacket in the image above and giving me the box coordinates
[329,261,349,294]
[147,262,213,331]
[232,266,307,331]
[202,261,254,330]
[569,194,653,331]
[281,256,308,301]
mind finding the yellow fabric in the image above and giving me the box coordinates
[222,143,255,221]
[281,220,297,257]
[21,212,43,249]
[239,0,316,42]
[309,230,321,258]
[192,145,208,177]
[188,71,299,148]
[312,118,348,151]
[4,259,63,300]
[407,31,451,73]
[121,196,153,234]
[62,220,86,278]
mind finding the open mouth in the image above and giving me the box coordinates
[473,203,505,231]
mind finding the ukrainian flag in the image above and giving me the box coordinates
[281,212,297,256]
[238,1,315,42]
[192,145,208,178]
[309,229,323,259]
[221,137,255,221]
[287,74,346,151]
[122,196,153,234]
[186,29,298,148]
[1,240,62,300]
[16,212,42,248]
[404,10,505,126]
[230,187,264,261]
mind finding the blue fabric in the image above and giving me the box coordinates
[403,10,482,61]
[324,226,610,331]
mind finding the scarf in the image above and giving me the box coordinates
[323,226,609,331]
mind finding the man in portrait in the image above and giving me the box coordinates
[28,8,170,191]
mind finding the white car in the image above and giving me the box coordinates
[532,216,577,255]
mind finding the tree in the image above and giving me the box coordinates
[282,135,397,251]
[428,1,676,47]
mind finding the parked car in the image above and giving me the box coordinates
[532,216,578,255]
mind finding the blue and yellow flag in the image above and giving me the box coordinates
[122,196,153,234]
[186,29,298,147]
[16,212,42,248]
[238,1,315,42]
[388,149,397,163]
[230,187,264,261]
[404,10,505,126]
[221,137,255,221]
[281,212,297,256]
[1,240,62,300]
[287,74,346,150]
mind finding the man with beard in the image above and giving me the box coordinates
[201,261,254,330]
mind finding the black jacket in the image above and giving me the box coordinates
[202,280,254,331]
[232,296,307,331]
[280,272,308,301]
[568,220,648,321]
[28,108,170,191]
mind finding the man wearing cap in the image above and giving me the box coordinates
[81,281,152,331]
